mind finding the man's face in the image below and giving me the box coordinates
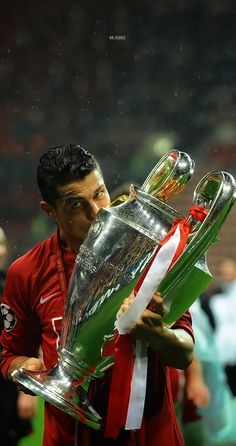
[53,169,110,251]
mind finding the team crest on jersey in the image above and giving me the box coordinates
[0,304,17,332]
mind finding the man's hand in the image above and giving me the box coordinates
[131,291,165,338]
[118,291,164,317]
[118,291,165,342]
[117,291,136,316]
[19,357,45,373]
[117,291,194,369]
[8,356,45,394]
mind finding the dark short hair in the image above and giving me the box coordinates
[36,144,100,205]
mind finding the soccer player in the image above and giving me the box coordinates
[0,144,194,446]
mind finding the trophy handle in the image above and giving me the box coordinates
[141,149,195,201]
[111,149,195,207]
[110,194,129,207]
[189,170,236,239]
[161,170,236,325]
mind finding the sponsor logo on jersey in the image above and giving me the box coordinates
[39,291,61,304]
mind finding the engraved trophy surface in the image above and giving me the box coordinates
[12,149,236,430]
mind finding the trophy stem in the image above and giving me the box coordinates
[12,350,102,430]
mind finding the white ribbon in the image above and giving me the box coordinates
[125,340,148,429]
[115,225,181,334]
[115,225,181,430]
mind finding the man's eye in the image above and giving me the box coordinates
[71,201,82,209]
[95,190,105,199]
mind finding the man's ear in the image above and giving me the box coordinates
[40,201,57,222]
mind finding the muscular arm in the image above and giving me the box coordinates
[119,292,194,369]
[131,311,194,369]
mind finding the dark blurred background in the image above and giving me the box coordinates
[0,0,236,277]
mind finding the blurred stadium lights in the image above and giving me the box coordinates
[212,123,236,143]
[143,132,177,156]
[152,133,176,156]
[129,131,177,182]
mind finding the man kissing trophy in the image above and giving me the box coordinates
[13,149,236,432]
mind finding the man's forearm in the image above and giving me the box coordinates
[122,294,194,369]
[148,327,194,369]
[185,354,204,381]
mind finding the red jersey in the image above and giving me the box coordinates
[0,233,194,446]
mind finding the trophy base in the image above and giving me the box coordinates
[12,363,102,430]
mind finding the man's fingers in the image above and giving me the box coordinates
[117,292,135,317]
[12,358,46,394]
[147,292,164,315]
[140,310,163,325]
[22,358,45,372]
[117,290,164,319]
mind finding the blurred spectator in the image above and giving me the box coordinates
[183,299,236,446]
[200,288,221,331]
[0,226,8,270]
[209,258,236,396]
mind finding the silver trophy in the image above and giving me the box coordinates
[13,149,236,430]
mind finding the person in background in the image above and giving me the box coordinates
[169,352,210,446]
[209,257,236,396]
[183,299,236,446]
[0,226,37,446]
[0,144,194,446]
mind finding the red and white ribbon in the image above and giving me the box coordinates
[105,206,207,438]
[115,224,182,335]
[117,224,183,431]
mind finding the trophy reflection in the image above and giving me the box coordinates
[12,149,236,429]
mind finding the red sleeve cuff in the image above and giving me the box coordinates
[0,355,20,381]
[171,311,195,343]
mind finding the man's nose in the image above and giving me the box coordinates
[87,201,100,219]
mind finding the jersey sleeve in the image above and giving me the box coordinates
[0,261,41,380]
[171,310,195,342]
